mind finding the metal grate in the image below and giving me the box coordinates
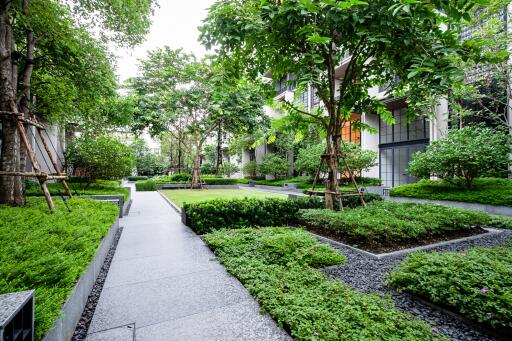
[0,291,34,341]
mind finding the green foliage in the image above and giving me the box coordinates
[184,197,324,234]
[298,201,510,250]
[130,138,167,176]
[388,247,512,330]
[204,178,238,185]
[295,143,326,176]
[257,154,289,178]
[0,198,118,339]
[170,173,193,182]
[204,227,445,341]
[390,178,512,207]
[135,180,157,192]
[127,176,148,181]
[256,176,313,187]
[65,135,135,180]
[25,179,129,201]
[241,160,258,178]
[341,141,378,176]
[408,127,511,189]
[220,162,239,177]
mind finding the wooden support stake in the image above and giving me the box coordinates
[36,128,72,198]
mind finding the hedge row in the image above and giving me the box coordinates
[388,246,512,331]
[184,197,324,234]
[204,227,444,340]
[135,180,157,191]
[127,176,148,181]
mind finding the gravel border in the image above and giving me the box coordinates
[320,229,512,341]
[71,226,123,341]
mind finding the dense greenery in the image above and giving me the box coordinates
[204,227,445,340]
[135,180,157,192]
[408,126,511,189]
[298,201,512,251]
[162,189,287,208]
[25,179,130,201]
[255,176,313,187]
[257,154,289,178]
[390,178,512,207]
[127,176,148,181]
[241,160,258,178]
[65,135,136,180]
[0,198,119,339]
[388,246,512,330]
[130,138,167,176]
[184,197,324,234]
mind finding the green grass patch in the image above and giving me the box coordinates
[298,201,512,253]
[0,198,119,340]
[163,188,287,207]
[26,179,129,201]
[204,227,445,340]
[389,178,512,207]
[388,246,512,331]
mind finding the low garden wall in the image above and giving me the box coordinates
[387,196,512,217]
[42,218,120,341]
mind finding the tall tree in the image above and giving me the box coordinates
[0,0,156,205]
[201,0,488,209]
[128,48,268,186]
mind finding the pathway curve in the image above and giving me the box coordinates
[85,187,290,341]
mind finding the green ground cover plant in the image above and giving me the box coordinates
[0,198,119,339]
[389,178,512,207]
[162,188,287,208]
[388,246,512,331]
[298,201,512,252]
[204,227,445,340]
[127,176,148,181]
[184,197,324,234]
[26,179,130,201]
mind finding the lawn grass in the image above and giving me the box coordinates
[204,227,445,340]
[298,201,512,253]
[389,177,512,207]
[162,188,287,207]
[0,198,119,339]
[25,179,130,201]
[388,246,512,331]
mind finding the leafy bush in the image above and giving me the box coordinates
[130,138,167,176]
[255,176,312,187]
[295,143,326,176]
[257,153,289,178]
[127,176,148,181]
[241,160,258,178]
[204,227,444,340]
[388,247,512,330]
[0,198,119,339]
[340,141,378,176]
[170,173,192,182]
[408,126,511,189]
[65,135,136,180]
[221,162,239,177]
[204,178,238,185]
[298,201,511,251]
[26,180,130,201]
[184,197,324,234]
[390,178,512,207]
[135,180,157,191]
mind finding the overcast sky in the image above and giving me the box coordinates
[113,0,216,83]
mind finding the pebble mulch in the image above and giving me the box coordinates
[321,229,512,341]
[71,227,124,341]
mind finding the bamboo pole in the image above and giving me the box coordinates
[36,128,72,198]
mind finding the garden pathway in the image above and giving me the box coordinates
[85,186,290,341]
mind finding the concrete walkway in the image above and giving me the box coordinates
[86,189,290,341]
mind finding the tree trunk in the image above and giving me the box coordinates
[324,137,339,210]
[215,124,222,175]
[0,1,23,205]
[191,142,202,188]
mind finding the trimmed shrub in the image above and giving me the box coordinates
[390,178,512,207]
[0,198,119,339]
[135,180,157,191]
[184,197,324,234]
[204,178,238,185]
[171,173,192,182]
[298,201,512,250]
[204,227,444,340]
[242,160,258,178]
[26,179,130,201]
[127,176,148,181]
[388,247,512,330]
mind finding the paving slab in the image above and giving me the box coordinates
[87,188,288,340]
[136,300,292,341]
[86,324,134,341]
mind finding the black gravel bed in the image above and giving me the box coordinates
[320,229,512,341]
[71,226,123,341]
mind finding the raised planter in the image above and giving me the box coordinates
[42,218,120,341]
[0,290,34,341]
[387,196,512,217]
[84,195,132,218]
[309,228,505,260]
